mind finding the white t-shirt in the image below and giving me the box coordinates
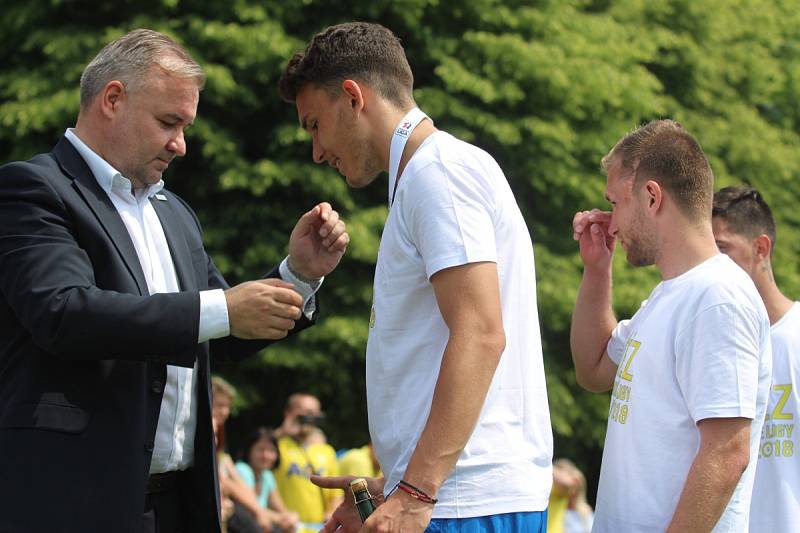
[366,131,553,518]
[749,302,800,532]
[594,254,772,533]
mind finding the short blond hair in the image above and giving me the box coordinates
[603,119,714,222]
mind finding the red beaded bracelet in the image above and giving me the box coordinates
[395,480,438,504]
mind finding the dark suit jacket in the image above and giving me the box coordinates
[0,137,314,533]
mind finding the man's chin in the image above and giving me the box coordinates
[626,252,655,268]
[344,170,380,189]
[345,176,369,188]
[145,172,164,185]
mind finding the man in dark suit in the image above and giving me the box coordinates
[0,29,348,533]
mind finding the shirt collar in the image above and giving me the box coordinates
[64,128,165,198]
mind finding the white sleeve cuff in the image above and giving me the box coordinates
[198,289,230,343]
[279,257,322,319]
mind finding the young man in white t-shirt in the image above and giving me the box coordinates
[712,186,800,532]
[571,120,772,532]
[278,22,553,533]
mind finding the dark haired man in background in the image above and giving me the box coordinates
[712,186,799,532]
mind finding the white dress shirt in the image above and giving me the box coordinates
[64,129,320,474]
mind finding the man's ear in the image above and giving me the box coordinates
[99,80,126,119]
[341,79,365,114]
[643,180,663,213]
[753,234,772,262]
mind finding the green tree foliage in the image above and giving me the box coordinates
[2,0,799,494]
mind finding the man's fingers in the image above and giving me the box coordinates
[290,204,322,238]
[320,515,346,533]
[316,202,333,221]
[573,210,591,240]
[257,278,295,290]
[265,316,296,331]
[327,230,350,252]
[319,208,339,239]
[310,474,354,490]
[262,327,290,340]
[590,222,604,245]
[587,209,611,223]
[574,209,612,239]
[255,280,304,307]
[324,220,349,250]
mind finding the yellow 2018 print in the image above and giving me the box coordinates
[610,338,640,425]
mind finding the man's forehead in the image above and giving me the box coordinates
[296,84,324,128]
[711,217,735,237]
[141,75,199,121]
[293,395,320,410]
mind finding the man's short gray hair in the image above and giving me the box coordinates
[80,28,205,108]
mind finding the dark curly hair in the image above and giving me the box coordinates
[279,22,414,107]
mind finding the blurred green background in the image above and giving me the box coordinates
[2,0,799,503]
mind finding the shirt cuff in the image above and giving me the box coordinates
[279,257,322,319]
[198,289,230,343]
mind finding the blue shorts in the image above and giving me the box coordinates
[425,511,547,532]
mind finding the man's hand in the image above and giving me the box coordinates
[358,489,433,533]
[288,202,349,279]
[311,475,384,533]
[225,279,303,339]
[570,209,619,392]
[573,209,615,272]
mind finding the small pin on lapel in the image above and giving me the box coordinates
[155,193,167,201]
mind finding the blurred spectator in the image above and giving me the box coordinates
[214,416,237,533]
[547,459,594,533]
[338,442,382,478]
[212,376,278,533]
[236,427,299,532]
[212,376,237,452]
[305,426,327,445]
[274,393,341,533]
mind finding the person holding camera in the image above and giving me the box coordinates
[273,393,341,533]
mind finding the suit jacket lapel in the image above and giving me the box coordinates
[52,137,149,296]
[150,195,197,292]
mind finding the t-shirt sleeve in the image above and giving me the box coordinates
[607,319,634,365]
[403,161,497,279]
[675,302,763,422]
[234,461,256,488]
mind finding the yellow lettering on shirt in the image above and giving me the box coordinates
[618,339,640,382]
[771,384,793,420]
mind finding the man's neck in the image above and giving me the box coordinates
[656,220,719,280]
[398,119,436,178]
[378,106,438,178]
[754,272,794,325]
[73,117,106,160]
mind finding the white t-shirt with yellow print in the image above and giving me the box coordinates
[593,254,772,533]
[749,301,800,532]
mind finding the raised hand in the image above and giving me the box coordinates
[573,209,616,271]
[225,279,303,339]
[288,202,349,279]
